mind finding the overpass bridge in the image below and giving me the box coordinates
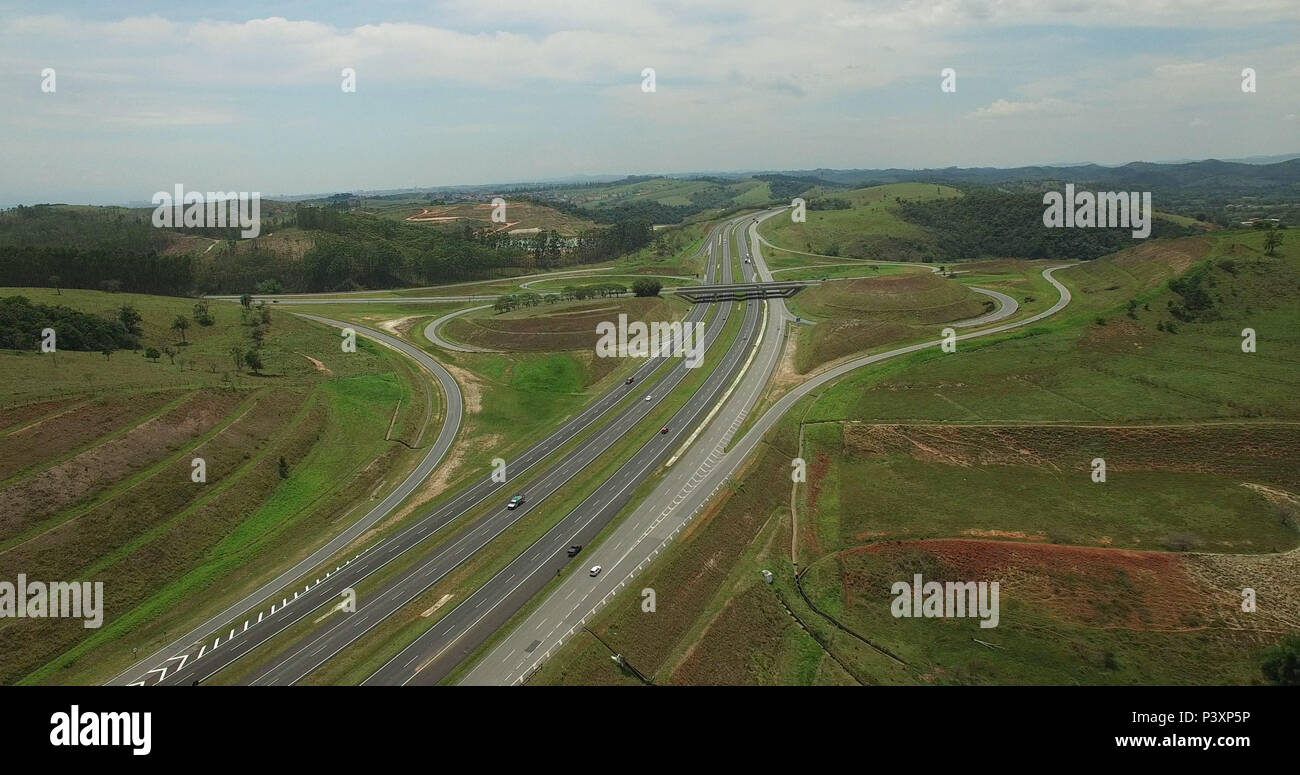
[671,280,817,303]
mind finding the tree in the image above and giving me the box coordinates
[171,315,190,344]
[1261,632,1300,685]
[244,348,264,375]
[230,345,244,372]
[193,301,214,326]
[631,278,662,297]
[239,293,252,308]
[163,345,177,364]
[118,305,143,337]
[49,275,61,295]
[1264,229,1282,257]
[101,345,113,360]
[256,278,284,294]
[144,347,161,362]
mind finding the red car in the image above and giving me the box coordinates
[660,427,669,434]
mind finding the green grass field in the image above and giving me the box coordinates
[760,183,961,261]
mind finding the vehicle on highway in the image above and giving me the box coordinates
[589,565,602,577]
[567,545,582,557]
[645,395,652,402]
[506,494,525,510]
[625,377,634,385]
[660,427,669,434]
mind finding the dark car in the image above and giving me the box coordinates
[567,545,582,557]
[625,377,634,385]
[660,427,669,434]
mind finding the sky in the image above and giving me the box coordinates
[1,0,1297,206]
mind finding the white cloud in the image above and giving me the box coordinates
[971,97,1082,119]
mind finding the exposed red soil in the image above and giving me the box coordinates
[840,538,1213,630]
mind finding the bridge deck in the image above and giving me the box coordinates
[672,280,816,303]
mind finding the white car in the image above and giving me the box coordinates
[644,395,652,402]
[589,565,603,577]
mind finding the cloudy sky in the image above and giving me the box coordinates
[1,1,1297,205]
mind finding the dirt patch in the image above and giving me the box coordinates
[804,452,831,512]
[769,324,804,392]
[841,538,1214,631]
[377,316,419,337]
[297,352,333,375]
[441,362,482,414]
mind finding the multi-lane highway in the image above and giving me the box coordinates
[125,218,736,685]
[365,214,769,685]
[239,213,760,686]
[462,213,1076,684]
[461,209,793,684]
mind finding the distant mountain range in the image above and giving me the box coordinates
[39,155,1300,211]
[771,158,1300,194]
[323,156,1300,201]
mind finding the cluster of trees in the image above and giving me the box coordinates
[192,300,214,327]
[0,296,141,352]
[492,282,635,313]
[1166,263,1218,322]
[1263,227,1284,256]
[808,197,852,210]
[233,294,272,374]
[1,199,665,299]
[194,208,518,294]
[753,174,837,202]
[0,205,193,295]
[896,189,1196,261]
[538,194,693,229]
[0,245,194,296]
[570,220,654,264]
[631,278,662,297]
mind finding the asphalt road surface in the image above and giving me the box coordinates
[365,214,767,685]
